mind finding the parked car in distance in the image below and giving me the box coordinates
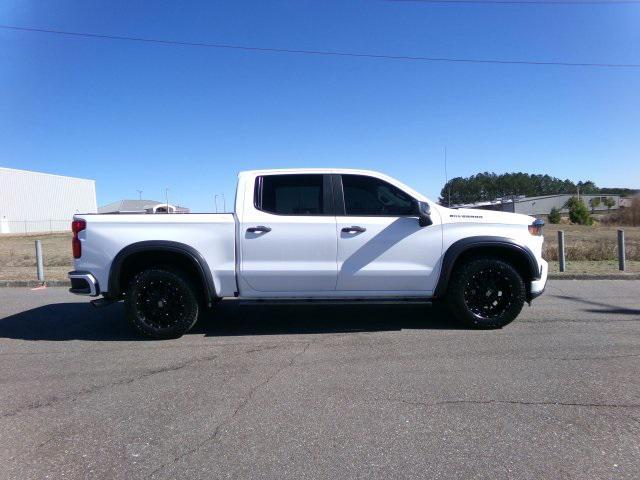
[69,169,547,338]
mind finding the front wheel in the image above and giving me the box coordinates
[124,268,200,339]
[446,257,525,329]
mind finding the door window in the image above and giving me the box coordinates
[342,175,415,216]
[256,174,325,215]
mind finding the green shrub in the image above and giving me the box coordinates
[548,207,561,224]
[565,196,593,225]
[603,197,616,211]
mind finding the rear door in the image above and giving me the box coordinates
[239,173,338,293]
[334,174,442,294]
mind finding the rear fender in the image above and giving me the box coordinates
[106,241,217,301]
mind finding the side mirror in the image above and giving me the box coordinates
[416,201,433,227]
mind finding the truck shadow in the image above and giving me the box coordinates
[199,301,462,337]
[0,301,463,341]
[551,295,640,317]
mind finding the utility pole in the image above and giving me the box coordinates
[136,189,143,200]
[164,188,170,214]
[213,194,226,212]
[444,146,451,206]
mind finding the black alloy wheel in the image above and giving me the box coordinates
[447,257,525,329]
[463,266,514,320]
[125,268,200,339]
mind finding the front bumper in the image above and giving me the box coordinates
[529,259,548,301]
[68,271,100,297]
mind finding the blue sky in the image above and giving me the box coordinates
[1,0,639,211]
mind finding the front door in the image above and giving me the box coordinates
[239,173,337,293]
[335,174,442,294]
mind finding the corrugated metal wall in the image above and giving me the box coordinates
[514,194,620,216]
[0,167,97,233]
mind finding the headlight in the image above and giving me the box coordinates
[528,218,544,236]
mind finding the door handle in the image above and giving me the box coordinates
[247,225,272,233]
[341,226,366,233]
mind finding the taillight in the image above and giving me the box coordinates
[528,218,544,236]
[72,220,86,258]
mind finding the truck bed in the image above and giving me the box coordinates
[74,213,237,297]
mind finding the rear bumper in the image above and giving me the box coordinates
[529,259,548,301]
[68,271,100,297]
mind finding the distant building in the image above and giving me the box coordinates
[98,199,190,214]
[619,197,637,209]
[0,167,97,234]
[453,193,620,216]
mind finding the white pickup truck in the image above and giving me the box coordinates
[69,169,547,338]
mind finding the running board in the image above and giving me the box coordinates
[233,298,433,306]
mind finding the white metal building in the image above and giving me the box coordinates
[0,167,97,234]
[98,199,190,214]
[453,193,620,216]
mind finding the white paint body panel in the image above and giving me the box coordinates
[73,168,547,301]
[235,170,339,295]
[73,213,237,297]
[335,214,443,294]
[239,213,338,292]
[531,259,548,294]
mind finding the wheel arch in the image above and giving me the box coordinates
[106,241,218,303]
[434,236,540,299]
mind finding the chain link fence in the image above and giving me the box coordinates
[0,219,71,234]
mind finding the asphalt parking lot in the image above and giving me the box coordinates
[1,280,639,480]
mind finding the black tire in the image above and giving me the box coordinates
[124,268,200,339]
[446,257,525,329]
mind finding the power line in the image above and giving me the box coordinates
[390,0,640,4]
[1,24,639,68]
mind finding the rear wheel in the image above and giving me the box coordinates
[446,257,525,329]
[124,268,200,339]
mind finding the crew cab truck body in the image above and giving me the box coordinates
[69,169,547,338]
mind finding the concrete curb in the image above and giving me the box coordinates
[0,280,71,288]
[548,273,640,280]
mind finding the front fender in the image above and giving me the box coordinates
[433,236,540,298]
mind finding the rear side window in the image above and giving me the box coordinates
[342,175,415,216]
[256,174,325,215]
